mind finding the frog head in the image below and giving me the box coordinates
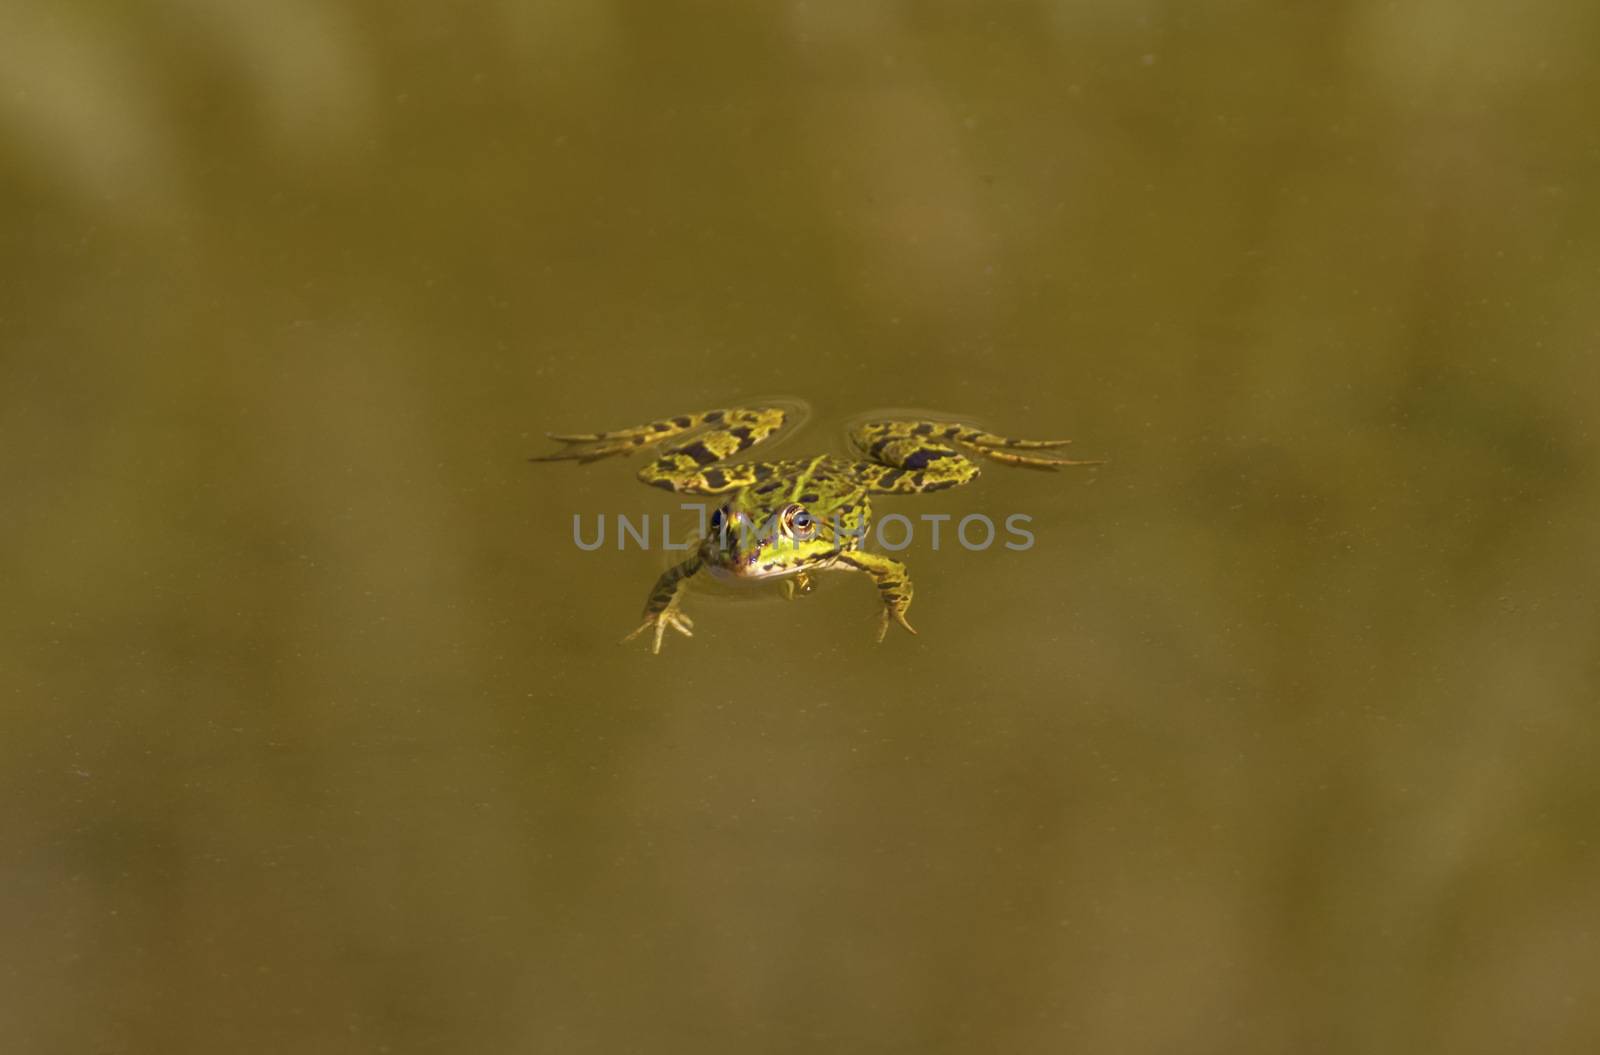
[702,500,833,579]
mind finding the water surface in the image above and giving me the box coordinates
[2,3,1598,1052]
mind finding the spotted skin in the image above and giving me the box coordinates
[535,407,1098,652]
[533,407,786,493]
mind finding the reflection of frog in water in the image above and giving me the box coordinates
[535,407,1097,653]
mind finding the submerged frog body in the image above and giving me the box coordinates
[534,407,1096,652]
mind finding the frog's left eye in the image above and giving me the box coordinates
[780,503,817,540]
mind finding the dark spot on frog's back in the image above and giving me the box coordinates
[704,410,724,423]
[701,468,727,489]
[901,448,940,470]
[914,423,933,436]
[680,442,718,465]
[672,416,692,428]
[729,425,753,444]
[800,492,819,504]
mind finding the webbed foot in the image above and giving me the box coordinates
[622,556,703,654]
[623,607,695,655]
[876,607,918,643]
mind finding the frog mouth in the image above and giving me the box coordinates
[708,551,787,580]
[702,538,804,581]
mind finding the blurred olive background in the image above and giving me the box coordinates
[3,1,1599,1052]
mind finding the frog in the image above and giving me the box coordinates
[534,406,1097,653]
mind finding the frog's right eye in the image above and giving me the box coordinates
[780,503,817,540]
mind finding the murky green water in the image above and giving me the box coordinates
[4,3,1599,1052]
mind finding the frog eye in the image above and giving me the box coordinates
[780,503,816,540]
[709,506,745,538]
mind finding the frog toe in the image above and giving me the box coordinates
[965,435,1076,450]
[532,435,648,463]
[981,448,1105,470]
[875,608,918,643]
[623,609,694,654]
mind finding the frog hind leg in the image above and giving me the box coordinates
[636,406,792,493]
[957,423,1103,469]
[849,418,1100,492]
[836,551,917,642]
[532,413,703,463]
[532,407,787,475]
[622,556,702,654]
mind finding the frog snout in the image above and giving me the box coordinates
[723,544,770,577]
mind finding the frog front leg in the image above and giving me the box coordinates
[623,556,701,654]
[779,571,815,601]
[836,551,917,642]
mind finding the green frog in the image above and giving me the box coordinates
[534,407,1096,652]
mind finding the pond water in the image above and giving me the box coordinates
[3,2,1598,1052]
